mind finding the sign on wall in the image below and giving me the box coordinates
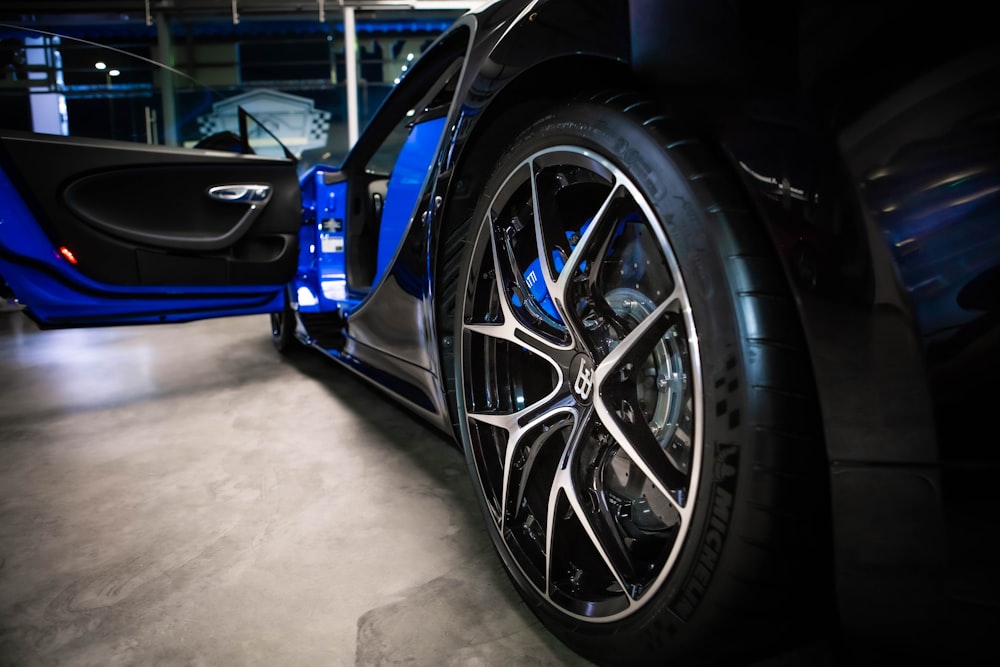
[197,89,332,157]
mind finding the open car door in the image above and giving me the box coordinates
[0,24,304,330]
[0,130,301,328]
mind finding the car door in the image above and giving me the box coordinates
[0,129,301,328]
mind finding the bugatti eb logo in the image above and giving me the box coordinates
[570,354,595,404]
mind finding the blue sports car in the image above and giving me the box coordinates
[1,1,998,665]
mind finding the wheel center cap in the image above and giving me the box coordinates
[569,353,596,405]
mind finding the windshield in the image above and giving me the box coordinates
[0,7,463,173]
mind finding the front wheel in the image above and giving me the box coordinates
[453,93,830,666]
[270,286,300,355]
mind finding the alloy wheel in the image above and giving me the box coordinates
[458,145,703,622]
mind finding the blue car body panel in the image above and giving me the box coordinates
[375,116,448,288]
[297,166,350,314]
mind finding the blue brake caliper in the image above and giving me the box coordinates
[510,213,643,325]
[520,249,565,322]
[510,220,593,324]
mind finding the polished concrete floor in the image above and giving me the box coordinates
[0,306,846,667]
[0,307,596,666]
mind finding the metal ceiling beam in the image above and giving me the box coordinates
[1,0,482,18]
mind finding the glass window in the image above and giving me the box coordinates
[0,9,461,173]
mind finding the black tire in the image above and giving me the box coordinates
[452,92,830,666]
[270,286,300,355]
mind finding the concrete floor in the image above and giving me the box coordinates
[0,307,595,666]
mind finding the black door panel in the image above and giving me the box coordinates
[0,131,300,286]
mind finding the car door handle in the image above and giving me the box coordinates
[207,184,271,203]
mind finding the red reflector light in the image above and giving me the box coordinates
[58,246,78,264]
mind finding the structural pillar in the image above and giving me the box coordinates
[343,6,359,147]
[156,13,178,146]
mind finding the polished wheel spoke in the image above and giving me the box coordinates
[546,418,641,602]
[551,183,631,356]
[469,406,576,535]
[465,320,576,373]
[595,289,689,508]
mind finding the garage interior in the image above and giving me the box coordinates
[0,2,853,666]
